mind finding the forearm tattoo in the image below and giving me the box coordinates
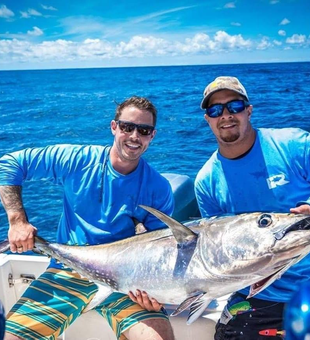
[0,186,24,212]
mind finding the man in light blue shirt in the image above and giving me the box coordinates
[195,76,310,339]
[0,96,175,340]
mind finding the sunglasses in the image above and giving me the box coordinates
[206,99,250,118]
[116,120,155,136]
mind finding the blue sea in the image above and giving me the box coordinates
[1,62,310,241]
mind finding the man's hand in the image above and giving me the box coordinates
[128,289,163,312]
[9,220,37,253]
[290,204,310,215]
[0,185,37,253]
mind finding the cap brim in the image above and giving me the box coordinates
[200,96,209,109]
[200,89,248,110]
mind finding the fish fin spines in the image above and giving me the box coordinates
[171,292,205,317]
[186,294,212,325]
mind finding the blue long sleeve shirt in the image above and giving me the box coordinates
[0,144,174,247]
[195,127,310,302]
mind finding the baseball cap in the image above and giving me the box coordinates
[201,76,249,109]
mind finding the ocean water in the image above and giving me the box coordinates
[1,62,310,241]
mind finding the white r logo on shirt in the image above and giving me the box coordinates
[266,174,289,189]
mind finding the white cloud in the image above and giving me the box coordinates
[181,33,214,53]
[278,30,286,37]
[0,31,252,63]
[20,12,29,18]
[0,30,309,65]
[41,4,58,11]
[286,34,306,44]
[257,37,272,50]
[280,18,290,25]
[77,39,114,58]
[224,2,236,9]
[270,0,279,4]
[231,22,241,27]
[0,4,14,19]
[214,31,251,49]
[273,40,282,46]
[27,27,44,36]
[20,8,43,19]
[117,36,171,57]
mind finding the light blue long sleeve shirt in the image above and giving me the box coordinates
[195,127,310,302]
[0,144,174,247]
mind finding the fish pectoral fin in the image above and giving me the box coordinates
[187,294,213,325]
[139,205,197,244]
[83,284,114,313]
[171,292,205,317]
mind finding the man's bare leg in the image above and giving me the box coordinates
[5,333,23,340]
[123,319,175,340]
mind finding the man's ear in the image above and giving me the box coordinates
[204,114,210,125]
[150,130,157,141]
[247,105,253,120]
[111,120,117,136]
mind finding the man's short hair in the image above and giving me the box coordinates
[115,96,157,126]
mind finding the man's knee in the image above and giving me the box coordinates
[124,318,175,340]
[4,333,23,340]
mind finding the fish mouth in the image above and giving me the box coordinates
[273,215,310,240]
[250,271,280,297]
[248,216,310,299]
[249,254,302,298]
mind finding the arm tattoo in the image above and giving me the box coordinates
[0,185,24,212]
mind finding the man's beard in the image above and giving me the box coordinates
[220,131,240,143]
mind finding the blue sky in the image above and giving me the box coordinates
[0,0,309,70]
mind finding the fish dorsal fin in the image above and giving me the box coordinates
[171,292,205,317]
[139,205,197,244]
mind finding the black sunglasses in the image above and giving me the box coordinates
[116,120,155,136]
[206,99,250,118]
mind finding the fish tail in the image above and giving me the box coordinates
[0,239,10,254]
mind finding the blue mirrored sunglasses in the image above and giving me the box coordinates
[206,99,250,118]
[116,120,154,136]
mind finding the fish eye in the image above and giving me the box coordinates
[258,214,273,228]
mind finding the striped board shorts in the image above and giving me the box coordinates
[6,268,169,340]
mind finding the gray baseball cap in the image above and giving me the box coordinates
[201,76,249,109]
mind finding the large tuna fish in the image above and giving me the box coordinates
[1,206,310,324]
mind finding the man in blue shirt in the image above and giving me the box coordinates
[195,76,310,339]
[0,96,175,340]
